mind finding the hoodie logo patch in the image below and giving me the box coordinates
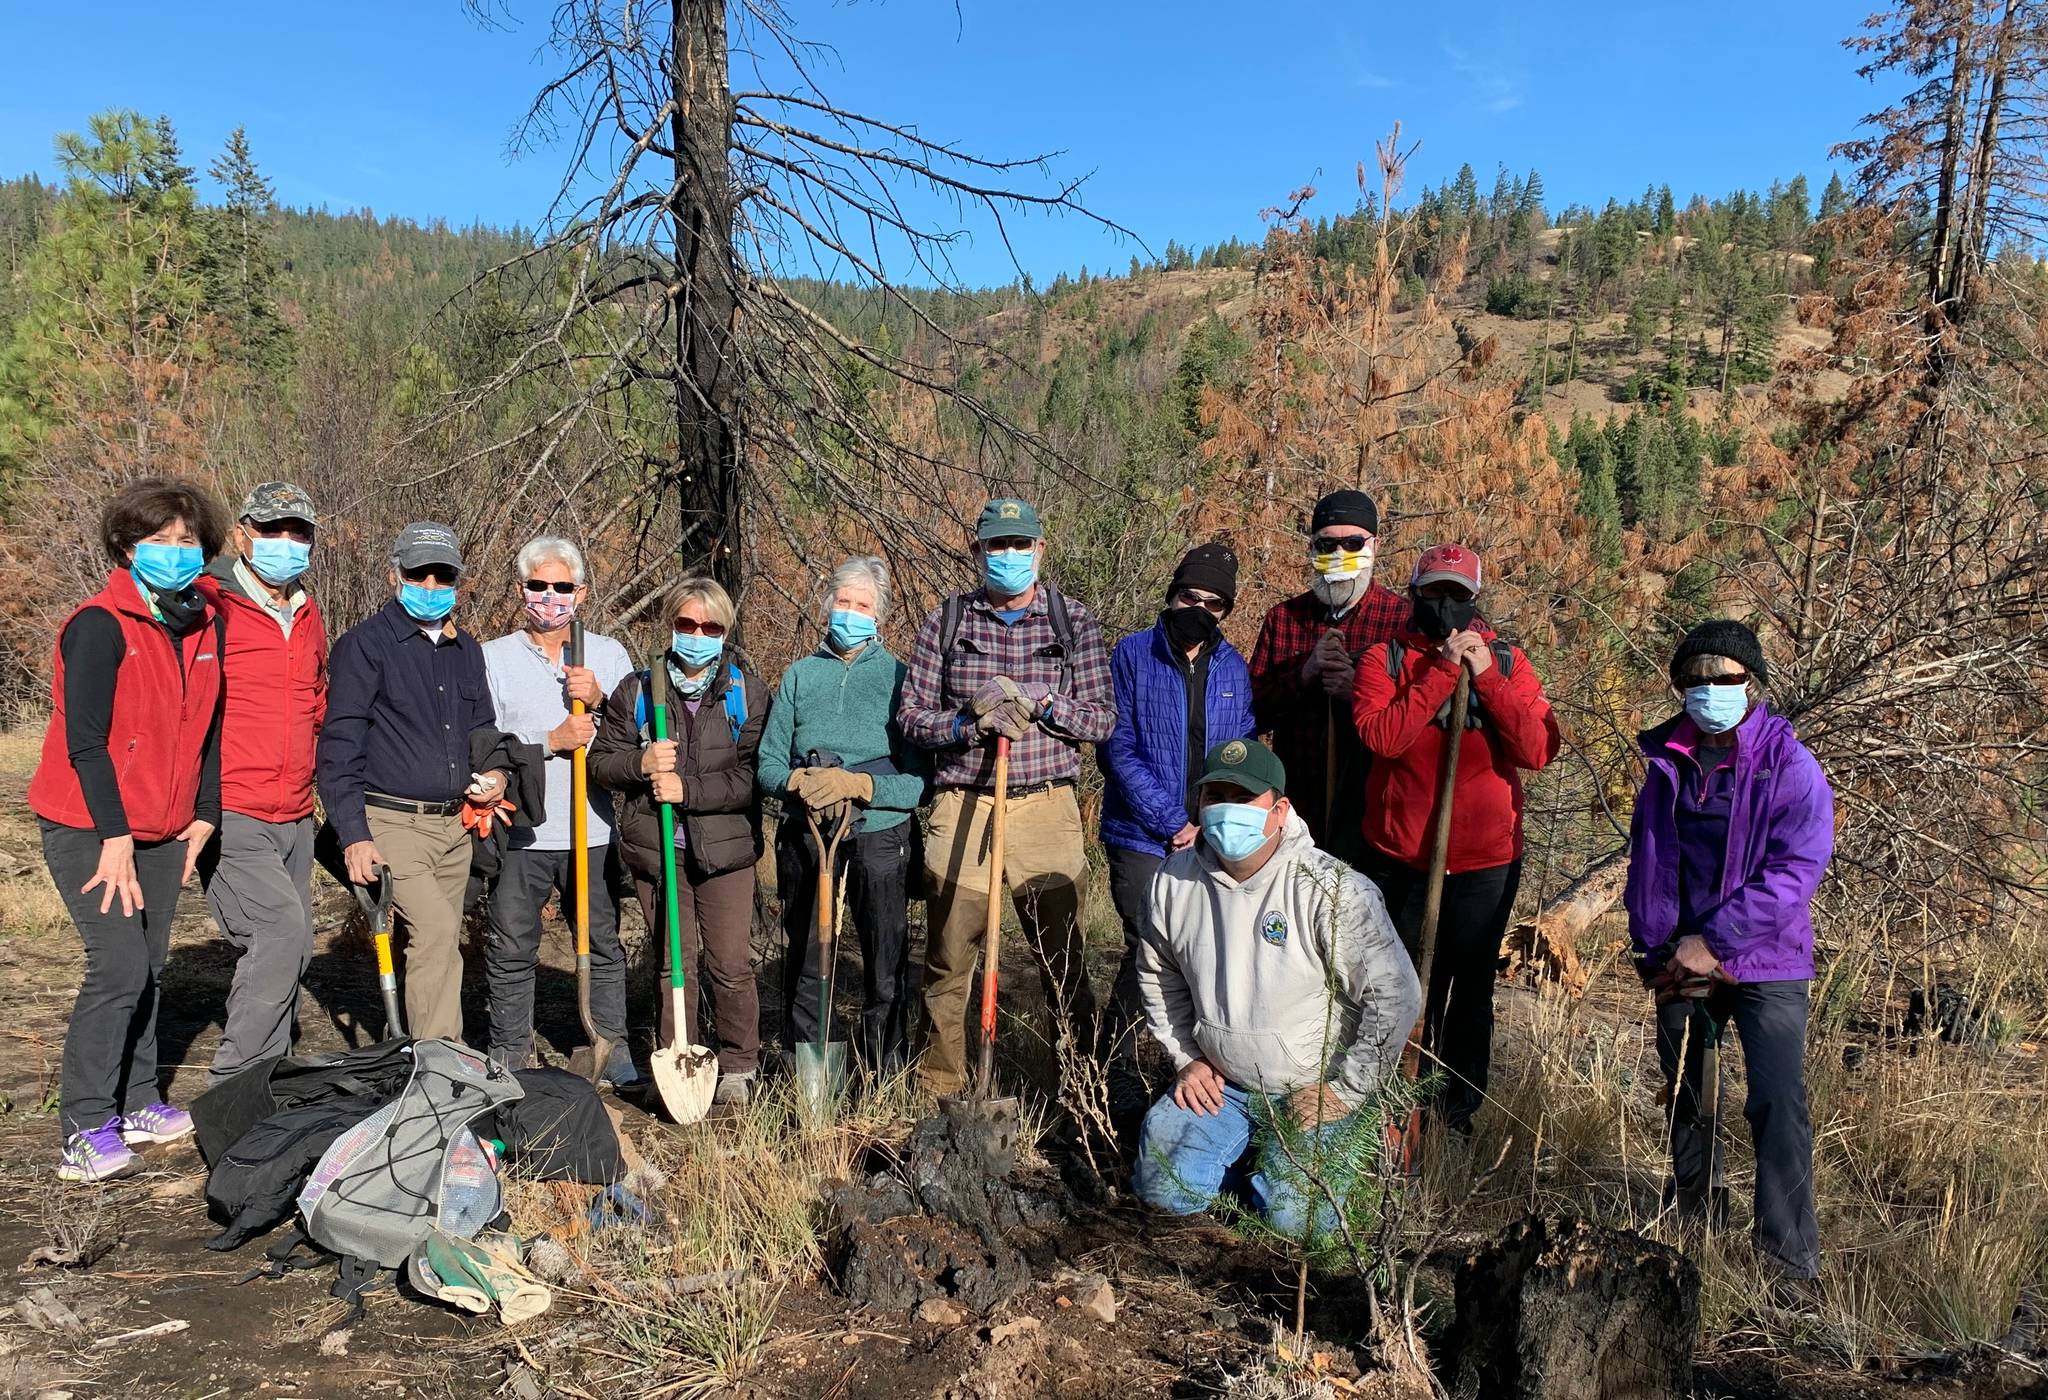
[1261,911,1288,946]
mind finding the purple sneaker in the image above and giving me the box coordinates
[58,1121,140,1183]
[119,1102,194,1145]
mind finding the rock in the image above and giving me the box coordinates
[1451,1214,1698,1400]
[834,1214,1030,1316]
[318,1329,351,1357]
[505,1367,544,1400]
[917,1297,968,1327]
[986,1316,1041,1345]
[1071,1277,1116,1325]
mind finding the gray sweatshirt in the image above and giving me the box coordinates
[1136,810,1422,1108]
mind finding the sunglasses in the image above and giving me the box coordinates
[522,579,577,595]
[984,537,1036,553]
[1174,588,1228,614]
[1312,533,1372,553]
[1682,672,1750,688]
[402,566,457,586]
[246,519,314,544]
[672,618,727,638]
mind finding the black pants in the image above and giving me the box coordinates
[1359,850,1521,1130]
[1101,845,1164,1067]
[43,820,190,1139]
[776,819,915,1073]
[484,842,630,1066]
[1656,980,1819,1279]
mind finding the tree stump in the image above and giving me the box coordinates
[1451,1214,1699,1400]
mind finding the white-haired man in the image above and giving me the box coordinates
[480,537,637,1082]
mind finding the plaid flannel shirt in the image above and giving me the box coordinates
[1247,584,1411,849]
[898,584,1115,790]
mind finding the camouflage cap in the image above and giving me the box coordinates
[239,481,318,527]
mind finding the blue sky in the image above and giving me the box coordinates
[0,1,1890,285]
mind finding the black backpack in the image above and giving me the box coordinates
[937,584,1078,696]
[479,1067,626,1184]
[192,1039,415,1169]
[203,1104,367,1252]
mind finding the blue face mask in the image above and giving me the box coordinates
[399,581,457,623]
[248,537,311,586]
[1683,683,1750,735]
[1201,801,1274,863]
[131,542,204,593]
[982,547,1037,597]
[671,630,725,672]
[828,608,877,650]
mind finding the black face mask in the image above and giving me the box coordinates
[1410,592,1477,641]
[143,579,208,635]
[1161,605,1221,651]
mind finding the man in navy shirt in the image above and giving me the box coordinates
[317,522,503,1041]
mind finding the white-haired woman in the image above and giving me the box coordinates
[480,537,639,1082]
[759,557,931,1075]
[590,574,769,1104]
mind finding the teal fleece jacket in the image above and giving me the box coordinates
[758,640,931,832]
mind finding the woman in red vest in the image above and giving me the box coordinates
[29,479,229,1184]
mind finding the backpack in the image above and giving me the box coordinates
[937,584,1076,695]
[191,1037,415,1169]
[477,1067,626,1184]
[204,1104,367,1252]
[1385,638,1516,731]
[634,661,747,744]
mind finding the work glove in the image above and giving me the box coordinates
[460,798,518,840]
[976,700,1034,741]
[971,676,1032,716]
[792,768,873,809]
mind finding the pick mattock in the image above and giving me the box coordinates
[796,798,854,1117]
[350,864,403,1039]
[1394,666,1470,1174]
[567,621,611,1084]
[645,659,718,1124]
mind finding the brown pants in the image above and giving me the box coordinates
[367,806,470,1043]
[920,784,1097,1096]
[633,864,760,1076]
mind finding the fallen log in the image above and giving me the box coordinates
[1500,849,1629,997]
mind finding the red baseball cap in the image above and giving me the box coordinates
[1411,543,1482,593]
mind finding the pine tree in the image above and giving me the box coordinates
[1520,168,1545,218]
[1451,163,1480,220]
[1818,171,1851,222]
[1565,413,1624,565]
[1656,186,1676,241]
[140,114,195,207]
[204,125,289,372]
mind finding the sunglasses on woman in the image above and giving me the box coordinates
[1682,672,1750,687]
[672,618,727,638]
[1174,588,1228,614]
[522,579,577,595]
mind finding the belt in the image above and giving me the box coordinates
[952,777,1074,799]
[365,792,466,817]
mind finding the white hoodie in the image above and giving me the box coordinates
[1137,810,1421,1108]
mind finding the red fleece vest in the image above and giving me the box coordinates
[29,571,223,841]
[202,576,328,822]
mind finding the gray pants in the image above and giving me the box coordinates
[1657,979,1820,1279]
[485,843,630,1066]
[199,813,316,1084]
[42,820,189,1139]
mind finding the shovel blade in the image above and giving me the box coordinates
[651,1041,719,1125]
[794,1041,851,1121]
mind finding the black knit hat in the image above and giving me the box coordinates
[1670,619,1769,687]
[1169,541,1239,612]
[1310,489,1379,537]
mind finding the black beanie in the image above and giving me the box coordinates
[1168,541,1239,611]
[1670,619,1769,687]
[1310,489,1379,536]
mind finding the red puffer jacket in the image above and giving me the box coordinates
[199,561,329,822]
[1350,627,1561,874]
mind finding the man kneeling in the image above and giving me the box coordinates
[1133,739,1421,1235]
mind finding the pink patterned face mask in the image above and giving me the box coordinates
[523,593,576,631]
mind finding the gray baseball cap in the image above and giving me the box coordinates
[240,481,317,526]
[392,522,464,573]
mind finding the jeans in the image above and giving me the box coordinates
[1359,851,1521,1130]
[1656,979,1819,1279]
[485,842,630,1066]
[1132,1082,1352,1239]
[199,813,317,1084]
[776,819,915,1072]
[44,820,189,1138]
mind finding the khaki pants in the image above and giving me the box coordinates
[920,784,1097,1096]
[368,806,470,1042]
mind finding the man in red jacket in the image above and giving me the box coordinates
[1351,543,1559,1134]
[195,482,329,1083]
[1248,489,1409,867]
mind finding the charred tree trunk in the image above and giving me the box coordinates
[670,0,742,593]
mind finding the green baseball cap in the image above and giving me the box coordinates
[976,498,1042,541]
[1195,738,1287,798]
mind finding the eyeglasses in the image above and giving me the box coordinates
[671,618,727,638]
[984,537,1036,553]
[1682,672,1750,688]
[1174,588,1228,614]
[522,579,577,595]
[1312,533,1372,554]
[246,519,314,544]
[402,566,457,586]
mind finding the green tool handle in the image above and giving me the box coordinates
[649,663,687,1005]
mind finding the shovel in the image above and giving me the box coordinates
[1675,976,1730,1230]
[1393,667,1470,1175]
[566,622,612,1084]
[795,801,854,1118]
[350,864,404,1039]
[932,736,1021,1140]
[645,660,718,1124]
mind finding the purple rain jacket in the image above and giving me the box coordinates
[1625,703,1834,983]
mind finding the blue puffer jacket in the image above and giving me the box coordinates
[1099,621,1256,856]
